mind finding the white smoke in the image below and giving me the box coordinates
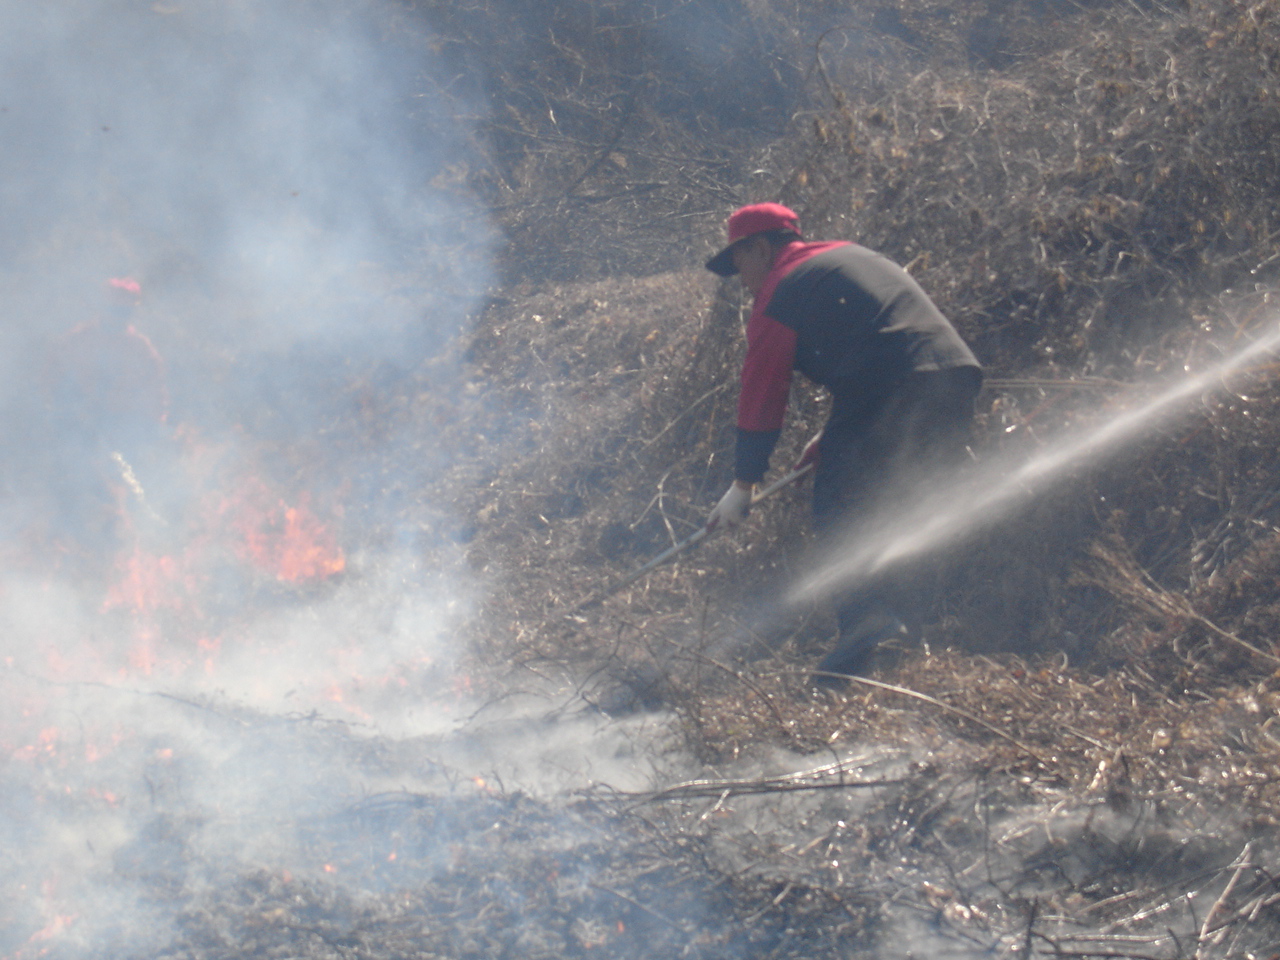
[0,1,509,954]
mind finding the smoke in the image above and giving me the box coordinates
[13,8,437,306]
[0,0,523,954]
[0,0,494,655]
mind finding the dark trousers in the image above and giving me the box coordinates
[812,366,981,653]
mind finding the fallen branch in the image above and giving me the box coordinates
[623,754,907,805]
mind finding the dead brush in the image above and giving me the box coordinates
[381,1,1280,957]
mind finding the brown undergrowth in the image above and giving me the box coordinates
[392,2,1280,955]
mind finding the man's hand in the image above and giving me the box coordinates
[794,432,822,470]
[706,481,752,531]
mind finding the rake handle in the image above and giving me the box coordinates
[565,462,814,616]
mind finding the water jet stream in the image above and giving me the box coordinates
[788,322,1280,609]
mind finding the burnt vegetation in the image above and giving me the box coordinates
[136,0,1280,957]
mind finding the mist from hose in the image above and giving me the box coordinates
[788,322,1280,610]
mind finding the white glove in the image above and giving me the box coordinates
[706,482,752,532]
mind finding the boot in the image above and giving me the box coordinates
[811,611,910,689]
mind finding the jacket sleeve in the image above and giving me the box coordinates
[734,314,795,483]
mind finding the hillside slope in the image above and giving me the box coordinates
[412,0,1280,954]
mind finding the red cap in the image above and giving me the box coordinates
[705,202,802,276]
[107,276,142,296]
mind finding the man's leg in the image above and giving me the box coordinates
[809,401,906,685]
[809,369,980,685]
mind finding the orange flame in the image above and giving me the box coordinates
[27,912,79,943]
[11,727,60,762]
[276,503,346,582]
[224,481,345,583]
[101,551,185,614]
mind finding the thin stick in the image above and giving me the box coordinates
[590,883,686,931]
[641,382,728,447]
[1196,842,1252,955]
[110,450,166,524]
[625,755,905,804]
[812,672,1052,767]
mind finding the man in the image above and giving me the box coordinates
[43,277,171,556]
[48,277,169,443]
[703,203,981,682]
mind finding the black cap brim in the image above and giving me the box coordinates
[705,243,738,277]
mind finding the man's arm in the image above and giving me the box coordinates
[706,314,797,531]
[733,315,796,483]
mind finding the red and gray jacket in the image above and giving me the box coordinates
[735,240,980,483]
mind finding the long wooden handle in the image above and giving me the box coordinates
[564,462,814,617]
[749,462,815,504]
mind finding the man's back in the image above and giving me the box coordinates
[764,241,979,395]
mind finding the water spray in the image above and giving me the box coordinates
[789,321,1280,611]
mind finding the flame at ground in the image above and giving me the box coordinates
[276,503,347,582]
[219,478,346,585]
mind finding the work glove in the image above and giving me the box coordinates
[706,481,752,532]
[794,432,823,470]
